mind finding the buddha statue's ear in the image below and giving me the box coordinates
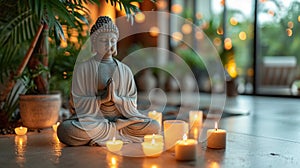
[113,49,117,56]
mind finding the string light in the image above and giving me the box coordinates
[135,13,145,23]
[149,26,160,37]
[181,23,192,34]
[224,38,232,50]
[172,32,183,42]
[230,17,238,26]
[287,21,294,28]
[239,31,247,40]
[171,4,183,14]
[286,28,293,37]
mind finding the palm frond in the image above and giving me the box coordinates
[0,10,37,46]
[2,80,27,121]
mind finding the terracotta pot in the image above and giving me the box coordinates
[19,93,61,129]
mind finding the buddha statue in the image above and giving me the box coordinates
[57,16,160,146]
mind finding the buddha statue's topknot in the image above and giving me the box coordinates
[90,16,119,42]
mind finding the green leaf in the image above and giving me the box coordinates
[74,12,89,25]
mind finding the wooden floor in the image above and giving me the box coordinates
[1,94,300,168]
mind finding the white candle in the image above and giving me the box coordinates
[14,126,28,136]
[144,134,163,143]
[163,120,188,151]
[190,127,199,141]
[142,137,164,157]
[189,111,203,128]
[175,134,198,161]
[52,122,60,132]
[148,110,162,131]
[106,137,123,152]
[207,122,226,149]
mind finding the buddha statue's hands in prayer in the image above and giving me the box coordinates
[99,78,144,130]
[99,78,121,104]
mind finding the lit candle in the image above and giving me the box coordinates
[148,110,162,131]
[142,136,164,157]
[207,122,226,149]
[175,134,198,161]
[189,110,203,128]
[106,137,123,152]
[144,134,163,143]
[163,120,188,151]
[14,126,28,136]
[52,122,60,132]
[189,127,199,140]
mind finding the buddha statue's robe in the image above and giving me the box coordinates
[57,57,159,146]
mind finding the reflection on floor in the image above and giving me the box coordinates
[1,94,300,167]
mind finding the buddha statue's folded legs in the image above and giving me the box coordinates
[57,117,160,146]
[120,119,160,137]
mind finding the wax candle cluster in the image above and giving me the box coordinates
[103,111,227,162]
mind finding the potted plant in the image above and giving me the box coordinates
[0,0,149,129]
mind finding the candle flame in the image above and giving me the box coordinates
[57,122,60,126]
[151,137,156,145]
[194,114,198,118]
[214,122,218,131]
[20,126,23,129]
[183,134,187,141]
[152,110,157,114]
[112,137,116,142]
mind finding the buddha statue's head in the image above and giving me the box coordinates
[90,16,119,57]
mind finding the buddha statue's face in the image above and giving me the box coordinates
[94,32,118,58]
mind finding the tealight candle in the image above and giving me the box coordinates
[163,120,188,151]
[175,134,198,161]
[52,122,60,132]
[14,126,28,136]
[207,122,226,149]
[189,110,203,128]
[142,137,164,157]
[148,110,162,131]
[106,137,123,152]
[144,134,163,143]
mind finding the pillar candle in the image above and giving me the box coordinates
[144,134,163,143]
[175,134,198,161]
[148,110,162,131]
[14,126,28,136]
[189,126,199,141]
[163,120,188,151]
[189,110,203,128]
[207,122,226,149]
[106,137,123,152]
